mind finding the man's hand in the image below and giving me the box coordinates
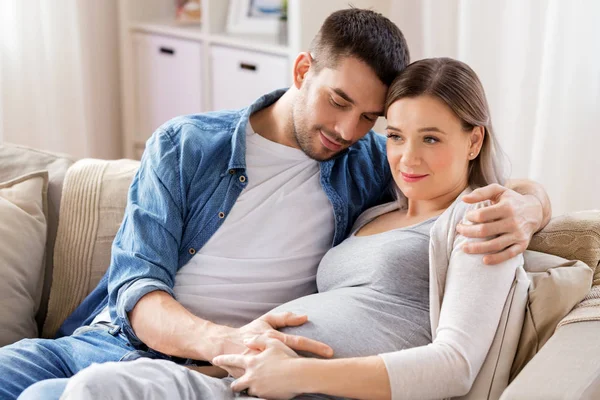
[457,183,544,265]
[215,312,333,361]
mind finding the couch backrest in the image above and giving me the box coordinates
[42,158,139,337]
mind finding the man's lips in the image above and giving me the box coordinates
[401,172,428,183]
[319,130,342,151]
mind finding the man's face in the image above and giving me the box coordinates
[291,56,388,161]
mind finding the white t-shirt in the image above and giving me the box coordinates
[172,123,334,327]
[94,123,334,327]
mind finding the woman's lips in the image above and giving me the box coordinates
[319,130,342,151]
[401,172,428,183]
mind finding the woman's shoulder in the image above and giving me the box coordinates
[429,188,494,243]
[349,201,400,235]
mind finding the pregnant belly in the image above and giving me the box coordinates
[271,288,431,359]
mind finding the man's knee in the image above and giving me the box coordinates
[18,378,69,400]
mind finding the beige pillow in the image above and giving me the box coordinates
[0,143,75,333]
[510,250,593,380]
[0,171,49,345]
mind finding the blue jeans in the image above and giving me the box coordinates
[0,323,133,400]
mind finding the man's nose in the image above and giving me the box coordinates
[335,117,360,142]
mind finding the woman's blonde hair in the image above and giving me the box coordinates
[385,57,508,188]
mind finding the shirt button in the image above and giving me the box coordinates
[239,175,246,183]
[188,248,196,255]
[218,212,225,218]
[228,169,235,175]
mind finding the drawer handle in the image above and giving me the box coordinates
[239,63,257,71]
[159,47,175,55]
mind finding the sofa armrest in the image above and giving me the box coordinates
[501,321,600,400]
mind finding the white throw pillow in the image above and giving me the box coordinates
[0,171,48,345]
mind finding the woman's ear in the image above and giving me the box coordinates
[292,52,313,89]
[468,126,485,159]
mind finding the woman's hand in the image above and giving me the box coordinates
[212,336,305,400]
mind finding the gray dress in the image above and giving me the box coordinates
[275,216,434,359]
[62,211,436,400]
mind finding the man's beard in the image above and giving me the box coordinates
[291,108,343,162]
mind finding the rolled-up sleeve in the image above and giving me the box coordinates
[107,128,185,347]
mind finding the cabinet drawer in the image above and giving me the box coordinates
[133,33,204,144]
[210,45,288,110]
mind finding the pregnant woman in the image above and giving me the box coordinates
[60,57,525,400]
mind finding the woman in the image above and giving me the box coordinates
[61,57,525,400]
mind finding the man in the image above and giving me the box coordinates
[3,8,550,400]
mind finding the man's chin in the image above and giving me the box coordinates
[309,148,342,162]
[297,142,340,162]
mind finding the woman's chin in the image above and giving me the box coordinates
[397,185,423,198]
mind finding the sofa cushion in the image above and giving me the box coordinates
[43,158,139,338]
[0,171,48,345]
[0,144,75,332]
[527,211,600,347]
[510,251,592,380]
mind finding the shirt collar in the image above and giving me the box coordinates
[227,88,287,172]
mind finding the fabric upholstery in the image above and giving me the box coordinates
[511,251,592,379]
[42,159,139,338]
[0,171,48,345]
[0,144,75,330]
[501,320,600,400]
[527,212,600,331]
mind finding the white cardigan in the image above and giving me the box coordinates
[351,188,528,400]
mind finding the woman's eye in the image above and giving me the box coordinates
[424,136,439,144]
[386,133,403,142]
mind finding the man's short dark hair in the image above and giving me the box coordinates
[309,8,410,86]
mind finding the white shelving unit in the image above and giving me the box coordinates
[118,0,391,159]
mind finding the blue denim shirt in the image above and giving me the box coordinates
[58,89,392,346]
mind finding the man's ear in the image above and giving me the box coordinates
[292,52,313,89]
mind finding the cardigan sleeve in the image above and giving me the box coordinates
[378,204,524,400]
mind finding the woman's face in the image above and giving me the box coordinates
[385,95,481,202]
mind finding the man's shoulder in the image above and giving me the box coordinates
[351,130,387,153]
[158,109,242,139]
[144,109,244,175]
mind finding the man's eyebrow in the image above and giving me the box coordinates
[332,88,355,105]
[331,88,384,116]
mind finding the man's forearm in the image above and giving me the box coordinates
[128,290,232,361]
[506,178,552,231]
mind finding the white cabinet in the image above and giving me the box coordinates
[210,45,288,110]
[133,33,204,144]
